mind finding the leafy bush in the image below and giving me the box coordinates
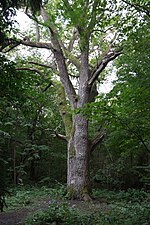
[93,157,142,190]
[24,202,97,225]
[93,188,149,203]
[106,203,150,225]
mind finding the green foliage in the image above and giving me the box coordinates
[0,55,66,186]
[93,188,149,203]
[24,188,150,225]
[3,186,150,225]
[0,0,44,14]
[0,0,149,200]
[5,185,66,210]
[0,156,8,212]
[85,19,150,190]
[102,203,150,225]
[25,202,81,225]
[136,165,150,189]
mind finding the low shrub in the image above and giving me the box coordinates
[24,200,150,225]
[93,188,149,203]
[24,202,98,225]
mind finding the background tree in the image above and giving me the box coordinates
[0,54,66,188]
[87,19,150,189]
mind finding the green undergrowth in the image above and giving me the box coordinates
[5,184,66,211]
[4,185,150,225]
[24,200,150,225]
[93,188,149,203]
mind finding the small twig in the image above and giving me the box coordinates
[42,82,53,92]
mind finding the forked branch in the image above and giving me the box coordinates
[89,49,122,86]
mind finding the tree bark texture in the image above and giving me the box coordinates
[67,114,91,200]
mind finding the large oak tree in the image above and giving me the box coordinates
[0,0,147,200]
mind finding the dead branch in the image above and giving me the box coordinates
[55,132,67,141]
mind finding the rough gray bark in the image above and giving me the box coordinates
[67,114,91,200]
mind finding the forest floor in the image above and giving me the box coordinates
[0,196,109,225]
[0,186,149,225]
[0,197,51,225]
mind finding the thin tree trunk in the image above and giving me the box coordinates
[13,146,16,186]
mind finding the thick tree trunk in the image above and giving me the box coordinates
[54,82,91,200]
[67,114,91,200]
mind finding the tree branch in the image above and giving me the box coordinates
[16,67,53,92]
[28,61,58,74]
[64,49,81,70]
[90,132,105,153]
[42,82,53,92]
[68,28,78,52]
[88,49,122,86]
[34,20,40,42]
[0,39,20,53]
[28,61,53,68]
[55,132,68,142]
[58,38,81,70]
[20,39,53,50]
[121,0,150,17]
[110,111,150,154]
[40,6,77,108]
[88,0,99,34]
[0,38,54,53]
[16,67,46,79]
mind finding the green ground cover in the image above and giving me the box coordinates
[4,186,150,225]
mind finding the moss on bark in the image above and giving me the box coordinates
[53,80,72,139]
[67,185,92,201]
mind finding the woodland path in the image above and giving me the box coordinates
[0,198,51,225]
